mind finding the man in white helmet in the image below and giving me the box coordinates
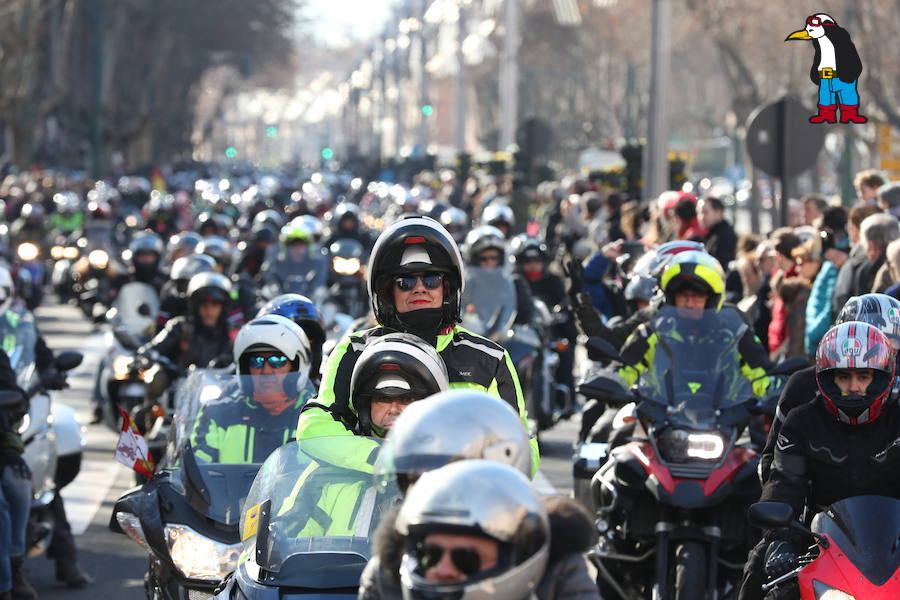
[191,315,315,463]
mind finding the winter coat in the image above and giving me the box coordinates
[359,496,602,600]
[804,261,838,355]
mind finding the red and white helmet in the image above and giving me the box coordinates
[815,322,895,425]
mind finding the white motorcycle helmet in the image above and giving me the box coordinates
[233,314,312,397]
[0,265,13,314]
[396,460,549,600]
[375,389,531,493]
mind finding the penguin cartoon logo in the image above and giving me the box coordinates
[785,13,867,125]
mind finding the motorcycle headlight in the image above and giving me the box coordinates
[63,247,80,260]
[657,429,726,463]
[51,246,64,260]
[112,355,134,380]
[17,242,39,261]
[332,256,361,276]
[117,512,151,553]
[165,524,242,581]
[813,581,856,600]
[88,249,109,269]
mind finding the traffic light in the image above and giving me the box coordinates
[421,104,434,117]
[265,125,278,138]
[321,147,334,160]
[225,146,237,159]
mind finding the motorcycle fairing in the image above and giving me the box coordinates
[798,533,900,600]
[616,441,758,508]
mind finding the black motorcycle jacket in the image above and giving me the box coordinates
[761,397,900,521]
[525,273,578,341]
[572,293,656,350]
[157,282,188,331]
[138,316,233,372]
[759,366,818,483]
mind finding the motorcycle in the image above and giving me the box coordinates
[110,370,314,600]
[750,496,900,599]
[460,267,566,439]
[95,282,160,433]
[14,240,45,309]
[211,437,400,600]
[587,306,761,600]
[325,238,368,319]
[2,307,84,556]
[73,248,115,321]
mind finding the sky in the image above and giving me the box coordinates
[303,0,396,47]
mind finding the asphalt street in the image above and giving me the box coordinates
[25,301,581,599]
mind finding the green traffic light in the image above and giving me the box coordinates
[266,125,278,138]
[321,147,334,160]
[225,146,237,158]
[421,104,434,117]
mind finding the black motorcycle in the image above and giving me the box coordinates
[325,238,368,319]
[587,306,762,600]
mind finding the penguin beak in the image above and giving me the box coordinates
[785,29,813,41]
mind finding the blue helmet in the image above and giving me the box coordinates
[257,293,326,377]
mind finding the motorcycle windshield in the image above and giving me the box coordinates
[0,309,39,390]
[811,495,900,586]
[167,371,314,525]
[637,306,753,425]
[460,267,517,337]
[240,438,400,585]
[112,282,160,337]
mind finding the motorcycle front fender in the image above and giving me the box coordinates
[50,401,87,457]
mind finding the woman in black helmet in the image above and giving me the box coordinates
[298,215,539,474]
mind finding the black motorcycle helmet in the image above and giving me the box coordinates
[509,234,548,266]
[367,215,466,331]
[186,272,232,326]
[332,202,361,232]
[349,332,450,436]
[250,223,278,245]
[166,231,203,262]
[127,231,164,281]
[257,293,327,378]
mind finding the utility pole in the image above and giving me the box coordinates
[417,0,429,155]
[643,0,672,202]
[454,1,468,152]
[499,0,519,151]
[89,0,104,177]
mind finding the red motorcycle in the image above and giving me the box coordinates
[588,306,762,600]
[750,496,900,599]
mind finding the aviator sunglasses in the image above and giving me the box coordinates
[393,272,445,292]
[248,354,290,369]
[415,542,483,576]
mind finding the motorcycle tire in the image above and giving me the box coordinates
[674,541,707,600]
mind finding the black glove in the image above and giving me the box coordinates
[41,368,68,391]
[0,448,31,480]
[764,540,798,579]
[562,254,585,302]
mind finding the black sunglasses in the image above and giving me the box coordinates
[416,542,482,576]
[478,254,502,263]
[394,272,444,292]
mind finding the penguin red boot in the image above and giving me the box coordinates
[839,105,868,123]
[809,104,837,123]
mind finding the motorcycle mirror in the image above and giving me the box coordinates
[55,351,83,372]
[586,337,624,363]
[137,302,152,317]
[578,375,632,405]
[768,356,808,377]
[748,502,794,529]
